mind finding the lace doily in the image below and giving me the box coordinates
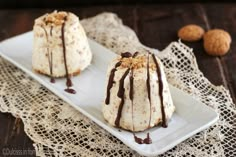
[0,12,235,157]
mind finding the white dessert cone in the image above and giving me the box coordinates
[32,11,92,77]
[103,53,175,132]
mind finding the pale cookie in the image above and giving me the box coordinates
[203,29,231,56]
[178,24,205,42]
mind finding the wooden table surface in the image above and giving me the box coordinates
[0,3,235,156]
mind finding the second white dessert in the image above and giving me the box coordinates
[103,52,175,132]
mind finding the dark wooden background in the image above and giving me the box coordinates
[0,3,235,156]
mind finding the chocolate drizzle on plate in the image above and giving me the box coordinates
[61,16,76,94]
[134,133,152,144]
[143,133,152,144]
[129,52,152,144]
[152,54,167,128]
[134,134,144,144]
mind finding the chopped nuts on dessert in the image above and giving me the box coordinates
[119,55,157,70]
[120,56,147,69]
[44,11,67,25]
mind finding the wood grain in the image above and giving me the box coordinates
[0,4,235,156]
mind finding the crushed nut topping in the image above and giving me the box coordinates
[120,55,156,70]
[44,11,67,25]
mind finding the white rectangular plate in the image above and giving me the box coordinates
[0,32,218,156]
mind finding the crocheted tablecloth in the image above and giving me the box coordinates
[0,12,235,157]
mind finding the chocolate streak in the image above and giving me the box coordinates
[130,52,138,132]
[105,62,121,104]
[132,52,139,58]
[121,52,132,58]
[115,68,130,127]
[107,52,153,144]
[146,53,151,129]
[61,16,76,94]
[50,26,53,36]
[129,52,152,144]
[49,52,55,83]
[42,26,55,83]
[49,26,55,83]
[105,52,133,105]
[142,53,153,144]
[115,52,139,127]
[152,54,167,128]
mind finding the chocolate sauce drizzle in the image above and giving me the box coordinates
[129,52,152,144]
[115,68,130,127]
[130,68,135,131]
[132,52,139,58]
[133,133,152,144]
[114,52,140,127]
[146,53,151,129]
[49,52,55,83]
[152,54,167,128]
[108,52,152,144]
[49,25,55,83]
[61,16,76,94]
[143,133,152,144]
[41,14,77,93]
[42,26,55,83]
[133,53,152,144]
[110,52,166,144]
[105,52,133,105]
[129,69,134,102]
[130,68,146,144]
[105,61,121,104]
[50,26,53,36]
[134,134,144,144]
[121,52,132,58]
[129,52,138,131]
[129,52,138,102]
